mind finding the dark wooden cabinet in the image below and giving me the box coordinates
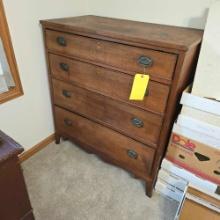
[0,131,34,220]
[41,15,203,197]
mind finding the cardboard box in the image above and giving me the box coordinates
[181,106,220,128]
[161,159,220,199]
[155,179,185,202]
[169,123,220,150]
[166,124,220,185]
[157,168,188,192]
[179,199,220,220]
[179,187,220,220]
[177,114,220,139]
[180,87,220,116]
[155,168,188,202]
[155,177,187,220]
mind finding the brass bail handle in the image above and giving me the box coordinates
[138,55,153,77]
[138,56,153,70]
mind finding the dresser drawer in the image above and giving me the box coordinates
[52,79,162,146]
[49,54,170,114]
[55,106,155,177]
[46,30,177,82]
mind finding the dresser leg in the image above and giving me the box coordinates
[55,134,61,144]
[145,181,153,197]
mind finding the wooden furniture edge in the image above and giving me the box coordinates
[19,133,55,162]
[40,15,203,51]
[149,44,201,192]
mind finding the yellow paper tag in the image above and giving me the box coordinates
[129,74,149,100]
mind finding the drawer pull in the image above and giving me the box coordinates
[138,56,153,67]
[127,149,138,159]
[56,36,67,46]
[64,118,72,126]
[62,90,71,98]
[131,117,144,128]
[60,63,69,72]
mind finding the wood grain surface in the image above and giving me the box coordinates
[46,30,177,81]
[41,15,203,197]
[52,79,162,146]
[55,106,155,178]
[49,53,170,114]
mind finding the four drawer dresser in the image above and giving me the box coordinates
[41,15,203,197]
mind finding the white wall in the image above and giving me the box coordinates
[0,0,216,150]
[88,0,216,29]
[0,0,89,149]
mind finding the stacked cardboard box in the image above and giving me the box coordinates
[161,159,220,199]
[155,3,220,216]
[155,87,220,218]
[155,168,188,219]
[156,86,220,201]
[166,87,220,187]
[155,168,188,203]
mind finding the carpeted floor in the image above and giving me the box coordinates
[22,141,178,220]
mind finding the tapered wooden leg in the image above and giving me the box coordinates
[55,133,61,144]
[145,181,153,197]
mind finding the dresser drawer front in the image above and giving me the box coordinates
[55,106,155,176]
[46,30,177,81]
[53,79,162,146]
[49,54,170,114]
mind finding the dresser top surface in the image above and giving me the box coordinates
[0,130,23,163]
[41,15,203,51]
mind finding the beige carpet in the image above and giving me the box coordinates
[22,141,178,220]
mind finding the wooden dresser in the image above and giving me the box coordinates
[0,130,34,220]
[41,15,202,197]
